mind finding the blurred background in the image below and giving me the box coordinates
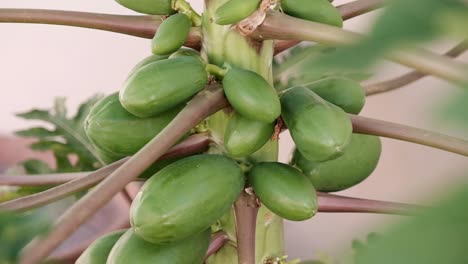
[1,0,467,262]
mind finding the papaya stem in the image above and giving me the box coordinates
[254,11,468,84]
[205,231,229,260]
[206,64,228,78]
[317,192,423,215]
[0,9,202,49]
[364,40,468,96]
[350,114,468,156]
[274,0,384,54]
[172,0,202,26]
[0,134,211,212]
[234,190,260,264]
[18,87,228,264]
[338,0,383,20]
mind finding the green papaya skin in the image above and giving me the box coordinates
[120,56,208,117]
[249,162,318,221]
[130,154,245,244]
[169,47,205,63]
[292,134,382,192]
[224,112,275,157]
[127,54,169,78]
[280,86,352,162]
[107,229,210,264]
[281,0,343,27]
[115,0,174,15]
[305,77,366,114]
[76,230,126,264]
[214,0,262,25]
[223,68,281,123]
[152,13,192,55]
[84,93,183,160]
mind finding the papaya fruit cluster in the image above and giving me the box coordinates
[76,0,382,262]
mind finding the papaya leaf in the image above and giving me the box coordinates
[15,95,104,172]
[22,159,54,175]
[15,127,60,138]
[353,182,468,264]
[273,44,372,91]
[312,0,467,72]
[0,211,49,263]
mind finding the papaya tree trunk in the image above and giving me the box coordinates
[201,0,285,263]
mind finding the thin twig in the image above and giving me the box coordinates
[365,40,468,95]
[205,231,229,260]
[234,190,259,264]
[317,192,422,215]
[0,9,202,49]
[274,0,383,54]
[351,114,468,156]
[256,11,468,84]
[0,133,210,187]
[19,86,227,264]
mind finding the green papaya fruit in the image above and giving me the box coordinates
[223,68,281,123]
[130,154,245,244]
[76,230,126,264]
[249,162,318,221]
[127,54,169,78]
[214,0,262,25]
[291,134,382,192]
[107,229,210,264]
[224,113,274,157]
[120,56,208,117]
[152,13,192,55]
[280,86,352,162]
[115,0,174,15]
[169,47,205,64]
[305,77,365,114]
[281,0,343,27]
[84,93,184,160]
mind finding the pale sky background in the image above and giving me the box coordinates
[1,0,468,261]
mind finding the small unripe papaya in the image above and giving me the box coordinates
[224,113,274,157]
[107,229,210,264]
[152,13,192,55]
[120,56,208,117]
[223,68,281,123]
[291,134,382,192]
[84,93,183,161]
[114,0,174,15]
[214,0,261,25]
[130,154,244,244]
[305,77,365,114]
[281,0,343,27]
[249,162,318,221]
[127,54,168,78]
[281,86,352,162]
[76,230,125,264]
